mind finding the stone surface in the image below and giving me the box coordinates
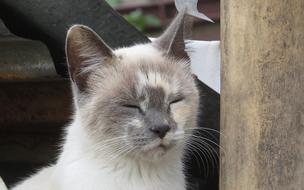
[221,0,304,190]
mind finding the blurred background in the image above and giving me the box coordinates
[106,0,219,40]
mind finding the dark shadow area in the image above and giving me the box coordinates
[183,78,220,190]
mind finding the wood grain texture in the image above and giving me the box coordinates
[220,0,304,190]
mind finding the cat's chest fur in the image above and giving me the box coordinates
[50,123,186,190]
[56,158,185,190]
[13,122,186,190]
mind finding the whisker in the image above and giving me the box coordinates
[191,138,219,172]
[184,127,225,137]
[184,134,225,154]
[184,142,209,176]
[174,131,222,175]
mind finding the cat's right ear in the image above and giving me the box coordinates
[153,10,188,60]
[65,25,115,92]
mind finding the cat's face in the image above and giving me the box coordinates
[82,45,198,161]
[66,13,199,162]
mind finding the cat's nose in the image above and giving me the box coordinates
[150,125,170,139]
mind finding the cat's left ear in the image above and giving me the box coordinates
[153,11,189,60]
[66,25,115,92]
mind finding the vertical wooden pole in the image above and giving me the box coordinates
[220,1,304,190]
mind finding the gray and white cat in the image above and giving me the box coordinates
[12,11,199,190]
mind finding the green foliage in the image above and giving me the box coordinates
[106,0,122,6]
[124,9,161,32]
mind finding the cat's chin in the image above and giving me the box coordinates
[139,141,177,162]
[144,146,167,161]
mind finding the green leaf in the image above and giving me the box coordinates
[144,15,161,26]
[124,9,161,32]
[106,0,122,6]
[128,9,143,19]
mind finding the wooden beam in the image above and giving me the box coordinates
[220,0,304,190]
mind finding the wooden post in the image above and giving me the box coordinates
[221,1,304,190]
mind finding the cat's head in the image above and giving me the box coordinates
[65,13,199,162]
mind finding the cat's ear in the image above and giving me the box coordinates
[66,25,115,92]
[153,11,189,60]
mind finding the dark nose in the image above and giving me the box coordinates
[150,125,170,138]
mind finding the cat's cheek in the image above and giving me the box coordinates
[127,118,144,129]
[162,132,174,146]
[171,103,191,130]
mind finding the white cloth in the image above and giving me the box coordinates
[187,40,220,94]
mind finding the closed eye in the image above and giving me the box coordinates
[122,104,144,114]
[170,97,184,105]
[123,104,140,109]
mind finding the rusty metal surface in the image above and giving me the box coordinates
[0,20,57,80]
[0,38,57,80]
[0,79,72,133]
[0,18,68,137]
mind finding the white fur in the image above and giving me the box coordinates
[12,116,186,190]
[0,176,8,190]
[115,44,163,64]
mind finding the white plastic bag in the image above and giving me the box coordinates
[188,40,221,94]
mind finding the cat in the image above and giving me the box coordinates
[12,11,199,190]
